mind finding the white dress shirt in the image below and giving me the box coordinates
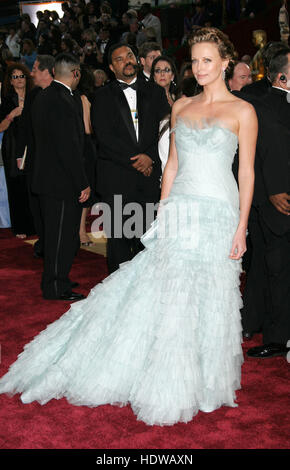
[54,80,73,95]
[272,86,290,93]
[100,40,109,55]
[141,13,162,46]
[5,34,20,58]
[118,78,139,140]
[143,71,150,81]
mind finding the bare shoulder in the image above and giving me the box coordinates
[230,96,257,119]
[172,96,193,115]
[225,97,257,135]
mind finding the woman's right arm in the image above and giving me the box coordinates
[0,118,10,133]
[160,102,179,201]
[81,94,93,134]
[0,106,23,133]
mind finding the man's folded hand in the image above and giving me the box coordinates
[269,192,290,216]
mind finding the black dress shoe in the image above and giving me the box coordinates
[58,291,85,301]
[247,343,290,359]
[70,282,79,289]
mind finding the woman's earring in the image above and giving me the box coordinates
[222,69,226,80]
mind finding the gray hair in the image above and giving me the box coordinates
[36,55,55,77]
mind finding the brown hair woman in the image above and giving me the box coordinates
[0,62,35,238]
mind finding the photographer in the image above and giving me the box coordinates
[121,18,148,48]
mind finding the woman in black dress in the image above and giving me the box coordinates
[0,62,35,238]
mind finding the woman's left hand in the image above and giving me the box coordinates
[229,227,247,260]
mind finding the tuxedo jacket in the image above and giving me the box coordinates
[241,76,271,97]
[137,71,150,82]
[261,87,290,131]
[257,87,290,235]
[31,81,88,200]
[90,78,170,203]
[233,90,290,235]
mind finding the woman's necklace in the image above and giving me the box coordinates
[18,94,25,108]
[166,91,174,107]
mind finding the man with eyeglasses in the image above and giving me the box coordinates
[31,53,90,301]
[138,42,162,82]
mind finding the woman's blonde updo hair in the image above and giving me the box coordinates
[189,27,236,66]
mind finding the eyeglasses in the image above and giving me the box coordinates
[11,74,26,79]
[154,68,172,74]
[71,68,81,73]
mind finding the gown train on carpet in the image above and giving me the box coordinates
[0,120,244,426]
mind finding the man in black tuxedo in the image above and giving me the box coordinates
[16,55,54,259]
[237,48,290,358]
[96,27,115,73]
[231,91,269,339]
[32,53,90,301]
[241,41,286,97]
[91,43,170,273]
[138,42,162,82]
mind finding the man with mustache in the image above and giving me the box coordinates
[91,44,170,273]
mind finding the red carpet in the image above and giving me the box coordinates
[0,228,289,449]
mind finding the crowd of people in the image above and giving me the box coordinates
[183,0,267,33]
[0,1,268,81]
[0,0,289,427]
[0,1,269,242]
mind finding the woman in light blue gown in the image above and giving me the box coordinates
[0,28,258,426]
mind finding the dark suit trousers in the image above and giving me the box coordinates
[27,171,44,255]
[103,196,156,274]
[241,207,266,333]
[39,195,82,299]
[259,217,290,344]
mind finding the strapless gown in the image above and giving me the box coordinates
[0,120,244,426]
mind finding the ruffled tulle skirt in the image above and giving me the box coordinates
[0,195,243,426]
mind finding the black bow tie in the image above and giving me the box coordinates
[118,81,138,91]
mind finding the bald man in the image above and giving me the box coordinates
[229,62,252,91]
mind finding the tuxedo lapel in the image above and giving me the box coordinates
[111,81,137,145]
